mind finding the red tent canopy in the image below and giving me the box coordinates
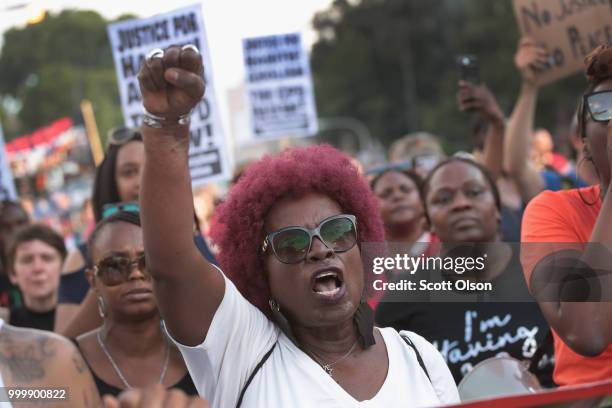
[6,117,73,153]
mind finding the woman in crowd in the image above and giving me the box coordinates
[370,169,432,256]
[136,45,459,407]
[521,44,612,385]
[369,169,435,309]
[56,128,217,337]
[56,128,145,335]
[74,208,197,397]
[0,224,66,331]
[375,157,552,385]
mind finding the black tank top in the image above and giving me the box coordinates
[9,306,55,331]
[71,338,198,397]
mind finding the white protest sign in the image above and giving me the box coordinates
[107,4,230,186]
[0,125,17,201]
[243,32,318,141]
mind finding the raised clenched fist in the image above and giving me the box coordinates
[137,45,205,121]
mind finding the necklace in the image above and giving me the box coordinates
[96,329,170,389]
[307,340,358,377]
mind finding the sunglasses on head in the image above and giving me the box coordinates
[102,202,140,219]
[365,162,412,177]
[94,253,147,286]
[108,127,141,146]
[261,214,358,264]
[584,90,612,122]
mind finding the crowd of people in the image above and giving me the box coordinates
[0,35,610,407]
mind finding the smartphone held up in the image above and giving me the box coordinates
[456,55,480,85]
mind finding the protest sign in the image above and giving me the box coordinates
[243,32,318,141]
[512,0,612,86]
[107,4,230,185]
[0,124,17,201]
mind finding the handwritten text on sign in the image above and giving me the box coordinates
[243,33,318,140]
[512,0,612,85]
[107,5,230,185]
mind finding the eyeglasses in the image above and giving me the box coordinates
[261,214,358,264]
[94,254,147,286]
[108,127,141,146]
[102,202,140,219]
[584,90,612,122]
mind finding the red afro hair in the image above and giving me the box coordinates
[210,144,384,316]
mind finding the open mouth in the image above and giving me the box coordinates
[311,269,345,300]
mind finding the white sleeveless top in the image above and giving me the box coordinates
[0,320,13,408]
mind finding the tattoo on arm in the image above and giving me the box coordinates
[0,327,101,407]
[0,329,55,383]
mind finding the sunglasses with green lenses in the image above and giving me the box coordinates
[585,90,612,123]
[261,214,358,264]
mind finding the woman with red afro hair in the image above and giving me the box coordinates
[210,144,384,314]
[136,45,459,407]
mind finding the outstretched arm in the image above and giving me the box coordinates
[138,45,224,346]
[504,37,548,201]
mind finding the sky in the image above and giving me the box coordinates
[1,0,333,88]
[0,0,334,148]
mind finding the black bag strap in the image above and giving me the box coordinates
[236,342,277,408]
[400,333,431,383]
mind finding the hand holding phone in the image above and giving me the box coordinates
[456,55,480,85]
[457,82,504,126]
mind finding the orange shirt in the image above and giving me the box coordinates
[521,185,612,386]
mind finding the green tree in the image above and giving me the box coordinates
[0,10,127,142]
[311,0,586,154]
